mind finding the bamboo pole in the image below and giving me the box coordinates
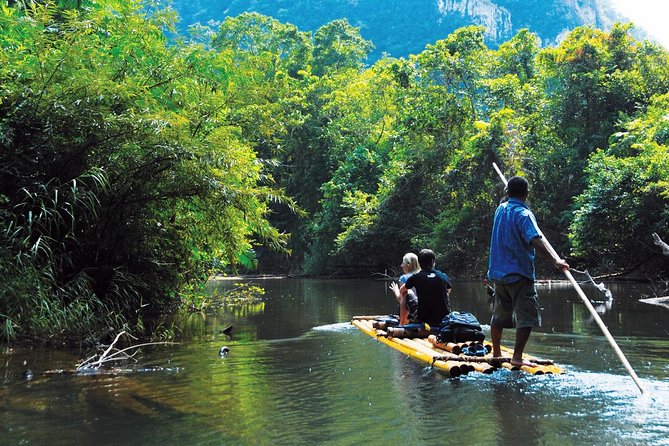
[492,163,646,394]
[424,337,561,374]
[386,326,433,338]
[353,319,463,377]
[352,315,392,320]
[427,335,462,354]
[391,337,463,377]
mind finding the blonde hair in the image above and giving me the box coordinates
[402,253,420,274]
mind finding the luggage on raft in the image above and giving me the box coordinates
[437,311,485,344]
[369,311,485,343]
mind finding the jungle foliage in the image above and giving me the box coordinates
[1,2,668,343]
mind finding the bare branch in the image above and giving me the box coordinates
[76,331,177,371]
[652,232,669,256]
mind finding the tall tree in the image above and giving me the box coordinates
[312,19,374,76]
[570,93,669,274]
[0,1,291,342]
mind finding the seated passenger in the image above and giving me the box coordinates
[389,253,420,324]
[397,249,451,327]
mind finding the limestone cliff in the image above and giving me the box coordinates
[170,0,634,59]
[436,0,512,41]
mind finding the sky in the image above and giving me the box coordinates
[609,0,669,48]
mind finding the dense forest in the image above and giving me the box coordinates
[1,0,668,344]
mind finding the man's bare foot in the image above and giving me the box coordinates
[510,358,538,368]
[489,357,508,368]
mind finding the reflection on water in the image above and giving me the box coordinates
[1,278,668,445]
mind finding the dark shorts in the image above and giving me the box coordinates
[490,279,541,329]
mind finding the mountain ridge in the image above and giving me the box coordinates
[170,0,639,60]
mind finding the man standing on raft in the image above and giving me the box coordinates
[487,176,569,367]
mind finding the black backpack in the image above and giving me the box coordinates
[437,311,485,343]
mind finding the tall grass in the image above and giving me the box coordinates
[0,169,135,346]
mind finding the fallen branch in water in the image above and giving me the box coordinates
[639,296,669,309]
[76,331,178,371]
[652,232,669,256]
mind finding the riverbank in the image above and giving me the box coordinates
[207,272,659,284]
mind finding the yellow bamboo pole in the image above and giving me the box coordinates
[393,337,464,377]
[352,319,463,377]
[352,315,391,320]
[423,338,547,374]
[426,335,462,354]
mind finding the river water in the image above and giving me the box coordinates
[1,278,668,445]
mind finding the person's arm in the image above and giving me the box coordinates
[530,236,570,271]
[389,282,410,324]
[389,282,407,303]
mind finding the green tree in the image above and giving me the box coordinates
[312,19,374,76]
[213,11,313,78]
[415,26,489,120]
[570,93,669,274]
[539,24,665,163]
[301,64,397,273]
[0,1,290,343]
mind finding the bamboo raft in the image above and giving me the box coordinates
[352,316,564,377]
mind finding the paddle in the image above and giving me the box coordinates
[492,162,647,395]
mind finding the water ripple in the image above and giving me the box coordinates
[311,322,356,332]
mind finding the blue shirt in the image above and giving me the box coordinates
[399,272,416,295]
[487,198,542,283]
